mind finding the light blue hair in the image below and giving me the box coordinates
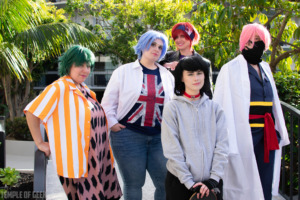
[134,30,168,61]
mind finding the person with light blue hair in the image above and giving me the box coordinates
[134,30,168,61]
[101,30,174,200]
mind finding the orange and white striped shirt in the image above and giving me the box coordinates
[24,76,96,178]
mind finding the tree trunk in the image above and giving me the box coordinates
[13,62,34,118]
[14,78,32,118]
[1,62,34,120]
[2,75,14,120]
[269,12,290,73]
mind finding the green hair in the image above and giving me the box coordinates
[58,45,95,77]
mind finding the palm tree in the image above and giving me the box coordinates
[0,0,101,120]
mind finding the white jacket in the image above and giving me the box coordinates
[101,59,174,129]
[213,55,290,200]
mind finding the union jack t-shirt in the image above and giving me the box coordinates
[119,64,165,135]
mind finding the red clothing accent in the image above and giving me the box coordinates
[183,92,200,99]
[249,113,279,163]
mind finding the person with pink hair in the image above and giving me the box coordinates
[213,23,290,200]
[159,22,213,99]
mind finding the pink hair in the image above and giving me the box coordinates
[239,23,271,52]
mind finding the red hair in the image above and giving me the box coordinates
[172,29,192,45]
[171,22,200,46]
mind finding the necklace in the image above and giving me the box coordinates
[184,92,200,99]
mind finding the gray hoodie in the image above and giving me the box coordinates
[161,94,229,190]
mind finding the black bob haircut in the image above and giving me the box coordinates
[173,55,210,96]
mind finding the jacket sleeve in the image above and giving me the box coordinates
[159,51,175,66]
[207,62,213,98]
[261,62,289,146]
[210,104,229,182]
[101,69,120,129]
[213,64,239,155]
[161,102,195,189]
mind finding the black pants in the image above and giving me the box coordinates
[165,171,194,200]
[165,171,223,200]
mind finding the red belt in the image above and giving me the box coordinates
[249,113,279,163]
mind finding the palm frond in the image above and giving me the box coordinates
[16,22,101,60]
[0,0,40,36]
[0,42,31,81]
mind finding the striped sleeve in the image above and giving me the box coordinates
[24,83,59,123]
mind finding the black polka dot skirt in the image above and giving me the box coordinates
[59,87,122,200]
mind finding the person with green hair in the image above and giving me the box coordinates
[24,45,122,200]
[57,45,96,76]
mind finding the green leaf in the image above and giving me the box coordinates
[217,8,226,23]
[227,7,232,19]
[0,43,31,81]
[258,13,268,24]
[0,167,20,186]
[250,13,258,22]
[293,27,300,40]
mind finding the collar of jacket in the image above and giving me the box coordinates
[132,59,143,70]
[178,49,198,58]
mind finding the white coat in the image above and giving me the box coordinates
[213,55,290,200]
[101,59,174,129]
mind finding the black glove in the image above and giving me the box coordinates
[202,179,219,190]
[190,184,201,193]
[189,179,219,192]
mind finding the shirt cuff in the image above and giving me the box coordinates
[108,118,119,129]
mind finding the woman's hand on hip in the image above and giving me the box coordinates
[37,141,51,157]
[111,123,126,132]
[25,112,50,157]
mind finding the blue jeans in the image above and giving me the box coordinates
[110,128,167,200]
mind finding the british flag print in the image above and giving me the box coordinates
[127,74,164,127]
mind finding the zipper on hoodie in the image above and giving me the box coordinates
[193,103,205,180]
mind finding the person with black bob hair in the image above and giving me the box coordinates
[173,55,209,97]
[161,55,229,200]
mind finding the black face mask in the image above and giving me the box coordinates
[242,41,265,65]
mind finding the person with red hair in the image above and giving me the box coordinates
[213,23,290,200]
[160,22,213,99]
